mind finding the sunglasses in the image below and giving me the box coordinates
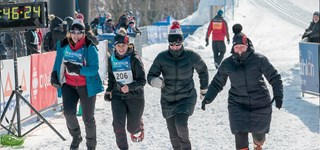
[169,42,182,46]
[70,30,85,35]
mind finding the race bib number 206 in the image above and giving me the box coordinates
[113,70,133,84]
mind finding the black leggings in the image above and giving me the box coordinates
[166,113,191,150]
[234,132,265,149]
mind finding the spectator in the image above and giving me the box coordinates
[205,9,230,69]
[127,19,141,36]
[43,14,65,52]
[105,28,146,149]
[303,11,320,43]
[147,21,209,150]
[50,20,103,150]
[103,18,115,33]
[115,14,129,32]
[24,29,41,55]
[201,24,283,150]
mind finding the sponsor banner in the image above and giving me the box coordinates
[0,56,31,126]
[299,42,319,95]
[30,52,57,112]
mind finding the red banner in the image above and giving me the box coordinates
[30,52,57,112]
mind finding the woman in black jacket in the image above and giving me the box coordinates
[105,28,146,150]
[147,21,209,150]
[202,24,283,150]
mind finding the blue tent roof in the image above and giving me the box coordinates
[153,16,175,26]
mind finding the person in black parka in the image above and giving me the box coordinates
[302,11,320,43]
[147,21,209,150]
[202,24,283,150]
[105,28,146,150]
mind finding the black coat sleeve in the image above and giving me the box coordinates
[127,55,146,91]
[191,52,209,90]
[260,56,283,99]
[106,56,115,92]
[204,61,228,103]
[147,54,162,85]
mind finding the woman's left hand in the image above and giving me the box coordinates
[120,85,129,93]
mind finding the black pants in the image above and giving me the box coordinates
[111,94,145,150]
[234,132,266,149]
[62,84,97,147]
[166,113,191,150]
[211,41,226,65]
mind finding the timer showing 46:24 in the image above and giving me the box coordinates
[0,5,41,21]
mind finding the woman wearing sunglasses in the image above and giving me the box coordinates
[105,28,146,150]
[147,21,209,150]
[50,20,103,150]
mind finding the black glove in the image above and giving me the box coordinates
[274,97,283,109]
[104,92,112,101]
[64,62,81,74]
[50,71,61,88]
[201,100,209,110]
[205,37,209,47]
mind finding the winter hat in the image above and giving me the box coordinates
[232,24,248,45]
[114,28,129,45]
[168,21,184,43]
[313,11,319,16]
[63,16,74,26]
[70,19,85,31]
[49,14,63,28]
[217,9,223,16]
[232,23,243,34]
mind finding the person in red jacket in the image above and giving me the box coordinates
[205,9,230,69]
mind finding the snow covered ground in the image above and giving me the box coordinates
[1,0,319,149]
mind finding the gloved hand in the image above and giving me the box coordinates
[227,38,230,44]
[64,62,81,74]
[205,37,209,47]
[274,97,283,109]
[104,91,112,102]
[50,71,61,88]
[150,77,164,89]
[200,89,207,100]
[201,100,210,110]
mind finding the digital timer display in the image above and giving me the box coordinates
[0,2,48,31]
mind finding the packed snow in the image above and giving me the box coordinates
[1,0,319,149]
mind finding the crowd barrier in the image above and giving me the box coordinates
[299,40,320,96]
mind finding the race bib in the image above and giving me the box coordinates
[111,55,133,84]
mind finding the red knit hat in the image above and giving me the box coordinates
[168,21,184,43]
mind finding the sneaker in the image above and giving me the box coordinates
[130,121,144,142]
[254,143,262,150]
[70,135,83,150]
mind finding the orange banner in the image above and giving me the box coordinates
[30,52,57,112]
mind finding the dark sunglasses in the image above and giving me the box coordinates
[69,30,85,35]
[169,42,182,46]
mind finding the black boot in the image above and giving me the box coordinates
[87,145,96,150]
[70,135,83,150]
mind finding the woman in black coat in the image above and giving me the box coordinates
[104,28,146,150]
[147,21,209,150]
[202,24,283,150]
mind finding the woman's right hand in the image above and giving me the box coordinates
[104,91,112,102]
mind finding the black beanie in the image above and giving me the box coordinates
[114,28,129,45]
[168,21,184,43]
[70,19,85,31]
[233,33,248,45]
